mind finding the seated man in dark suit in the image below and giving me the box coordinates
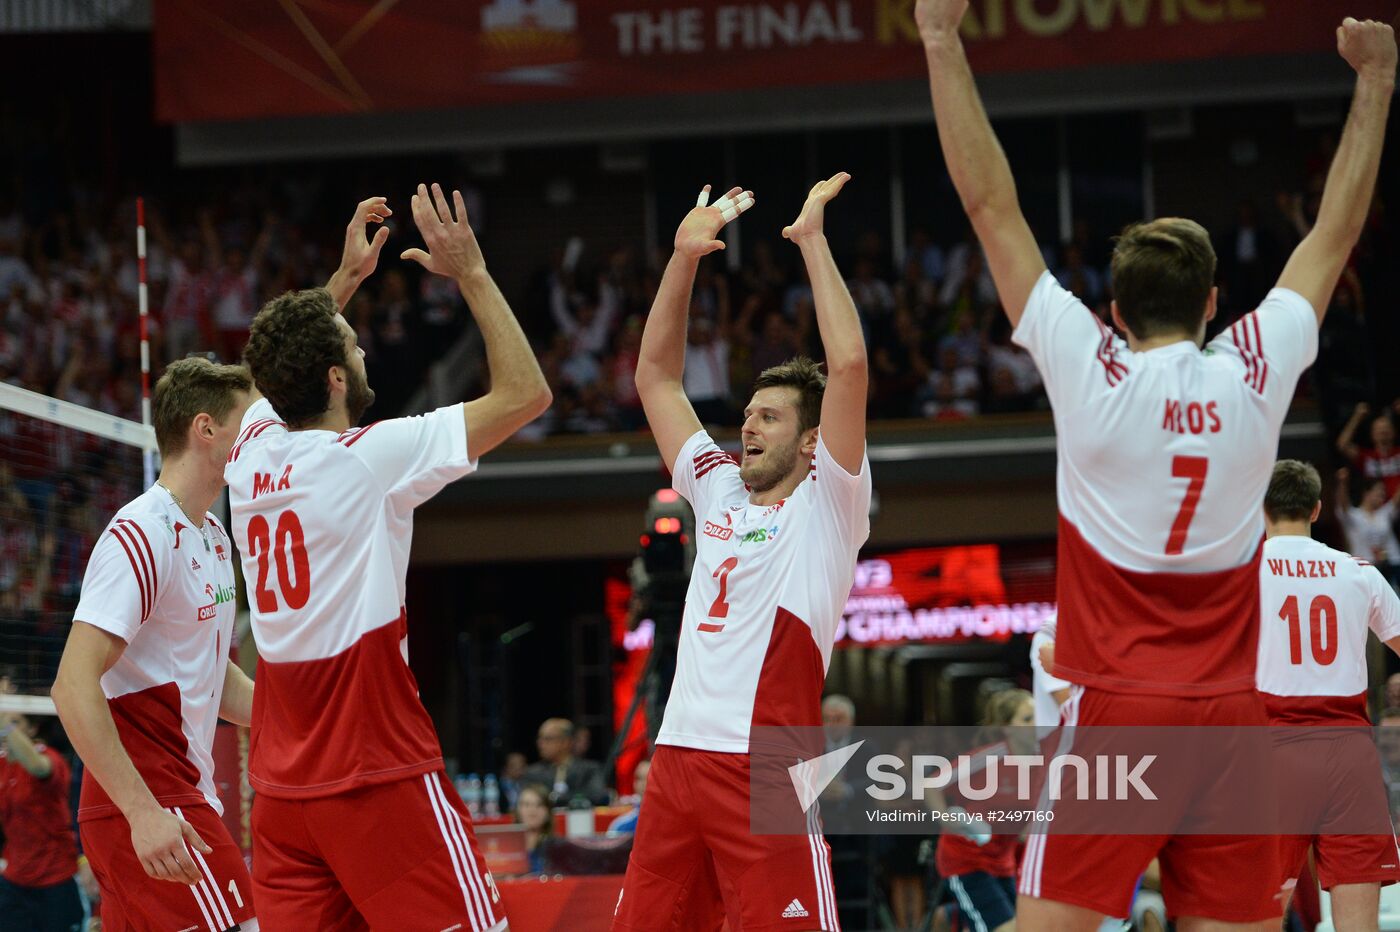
[524,718,610,806]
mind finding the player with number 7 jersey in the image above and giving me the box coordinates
[613,177,870,932]
[920,1,1394,923]
[226,190,549,931]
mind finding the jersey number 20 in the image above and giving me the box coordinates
[247,510,311,613]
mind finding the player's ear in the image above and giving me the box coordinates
[1204,286,1219,323]
[191,412,215,445]
[801,427,819,456]
[1310,501,1322,523]
[1109,300,1128,335]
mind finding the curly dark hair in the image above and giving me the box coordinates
[243,288,347,427]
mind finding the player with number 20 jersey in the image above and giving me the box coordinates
[227,190,550,931]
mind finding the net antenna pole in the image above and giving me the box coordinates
[136,197,154,488]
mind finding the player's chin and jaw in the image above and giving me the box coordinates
[738,402,816,494]
[336,320,375,426]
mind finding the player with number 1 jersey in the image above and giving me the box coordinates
[917,0,1394,925]
[227,191,549,931]
[614,176,870,932]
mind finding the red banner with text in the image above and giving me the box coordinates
[154,1,1390,122]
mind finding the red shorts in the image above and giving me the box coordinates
[1274,729,1400,890]
[612,746,840,932]
[1018,687,1284,923]
[252,770,505,932]
[81,803,256,932]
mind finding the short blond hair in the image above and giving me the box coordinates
[152,358,252,457]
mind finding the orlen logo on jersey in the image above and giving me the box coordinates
[704,513,734,541]
[198,582,237,621]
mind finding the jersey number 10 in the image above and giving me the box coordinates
[1279,594,1339,667]
[247,510,311,613]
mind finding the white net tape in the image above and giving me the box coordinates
[0,382,155,714]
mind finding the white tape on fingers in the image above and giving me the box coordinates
[712,195,734,214]
[696,188,712,208]
[735,195,755,214]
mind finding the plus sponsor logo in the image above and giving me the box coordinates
[740,525,780,545]
[197,581,237,622]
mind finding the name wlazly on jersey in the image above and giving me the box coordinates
[1266,559,1339,578]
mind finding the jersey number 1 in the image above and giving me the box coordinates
[699,557,739,633]
[247,510,311,613]
[1165,455,1208,555]
[1279,594,1338,666]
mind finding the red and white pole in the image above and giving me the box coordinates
[137,197,154,488]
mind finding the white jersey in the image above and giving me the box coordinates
[1256,535,1400,724]
[1029,615,1069,732]
[224,398,476,798]
[1337,501,1400,565]
[72,486,238,819]
[1014,272,1316,695]
[657,430,871,754]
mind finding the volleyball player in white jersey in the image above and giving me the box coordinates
[1257,459,1400,930]
[612,176,871,932]
[917,1,1395,926]
[227,190,549,931]
[53,358,258,932]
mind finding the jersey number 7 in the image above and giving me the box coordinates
[247,510,311,613]
[1166,456,1208,555]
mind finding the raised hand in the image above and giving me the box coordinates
[674,185,755,259]
[401,183,486,281]
[1337,17,1397,80]
[337,196,391,284]
[783,173,851,244]
[915,0,970,44]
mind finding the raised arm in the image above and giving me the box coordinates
[783,173,867,475]
[326,197,392,311]
[1277,18,1395,322]
[402,183,551,456]
[636,185,754,470]
[1337,402,1370,462]
[916,0,1046,325]
[52,623,211,886]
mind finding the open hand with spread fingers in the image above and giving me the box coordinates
[337,196,392,284]
[1337,16,1397,80]
[783,172,851,244]
[675,185,755,259]
[401,182,487,282]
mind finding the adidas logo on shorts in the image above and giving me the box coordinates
[781,899,810,919]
